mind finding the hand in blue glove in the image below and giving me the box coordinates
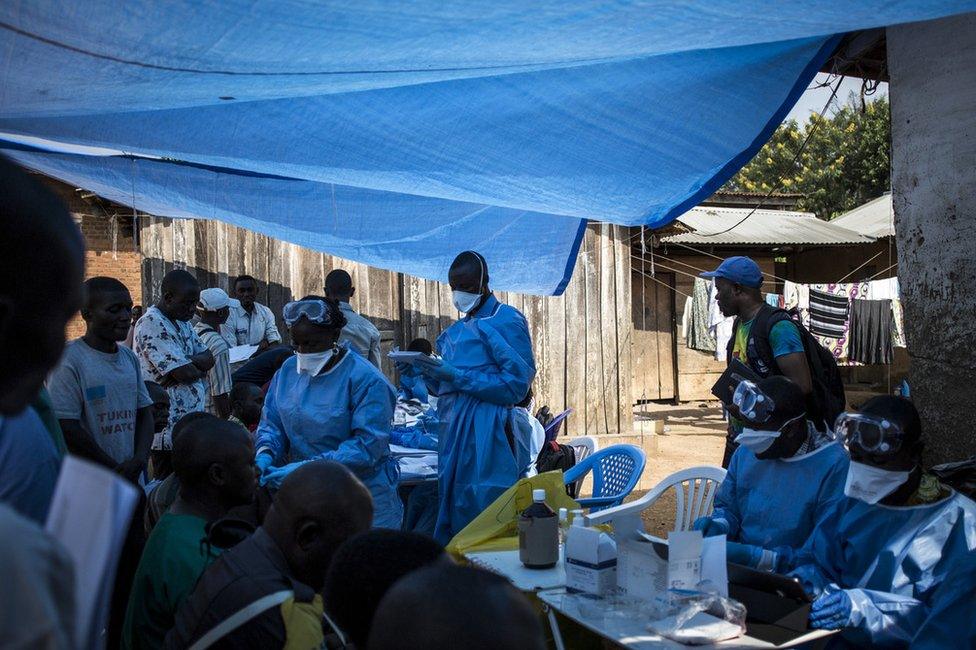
[809,590,854,630]
[255,452,274,475]
[260,460,307,489]
[417,357,457,382]
[727,541,763,567]
[692,516,730,537]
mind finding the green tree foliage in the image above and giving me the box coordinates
[724,94,890,220]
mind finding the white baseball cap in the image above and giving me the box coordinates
[198,287,231,311]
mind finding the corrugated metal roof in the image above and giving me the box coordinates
[829,193,894,238]
[661,206,876,246]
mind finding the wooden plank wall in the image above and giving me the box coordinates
[141,217,635,435]
[400,223,634,436]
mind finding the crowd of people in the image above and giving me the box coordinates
[1,152,973,649]
[0,157,546,649]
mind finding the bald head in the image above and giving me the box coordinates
[173,415,256,508]
[0,157,84,414]
[264,460,373,590]
[324,269,354,301]
[367,564,545,650]
[448,251,489,294]
[158,269,200,322]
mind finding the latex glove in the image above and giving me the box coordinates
[255,453,274,475]
[692,516,730,537]
[809,590,854,630]
[394,360,413,375]
[417,357,457,382]
[727,541,763,567]
[261,460,307,489]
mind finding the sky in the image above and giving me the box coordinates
[784,73,888,125]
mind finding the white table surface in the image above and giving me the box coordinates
[465,549,567,592]
[537,588,837,650]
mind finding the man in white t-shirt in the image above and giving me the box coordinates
[48,277,154,482]
[222,275,281,350]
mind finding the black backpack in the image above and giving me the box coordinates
[725,304,846,431]
[535,441,579,498]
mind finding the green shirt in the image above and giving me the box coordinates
[122,513,218,650]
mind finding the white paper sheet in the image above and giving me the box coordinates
[45,456,139,649]
[228,344,260,364]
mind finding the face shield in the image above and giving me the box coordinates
[732,379,776,424]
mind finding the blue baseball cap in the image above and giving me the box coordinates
[700,256,763,289]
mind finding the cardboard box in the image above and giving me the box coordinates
[565,526,617,596]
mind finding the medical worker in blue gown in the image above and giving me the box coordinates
[416,251,535,544]
[693,376,848,573]
[254,297,402,529]
[790,396,976,647]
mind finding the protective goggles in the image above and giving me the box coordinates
[732,379,776,424]
[282,299,334,327]
[835,412,906,455]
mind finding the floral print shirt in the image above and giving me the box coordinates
[134,306,208,449]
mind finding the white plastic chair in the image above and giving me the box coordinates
[562,435,598,497]
[584,466,726,535]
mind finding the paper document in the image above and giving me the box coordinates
[228,344,260,364]
[389,443,434,457]
[45,456,139,650]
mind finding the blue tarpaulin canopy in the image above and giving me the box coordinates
[0,2,973,294]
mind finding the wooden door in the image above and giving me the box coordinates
[631,270,676,401]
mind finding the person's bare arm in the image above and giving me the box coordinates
[189,350,215,372]
[165,362,205,385]
[776,351,813,395]
[59,419,117,468]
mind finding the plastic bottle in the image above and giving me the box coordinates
[518,489,559,569]
[558,507,570,545]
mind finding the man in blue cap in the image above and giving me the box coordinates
[701,256,813,466]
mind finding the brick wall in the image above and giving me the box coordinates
[36,177,144,340]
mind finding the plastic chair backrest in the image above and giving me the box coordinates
[564,435,597,463]
[584,465,726,530]
[562,435,598,497]
[562,444,646,510]
[543,408,573,442]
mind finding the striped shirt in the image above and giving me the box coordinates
[194,323,233,415]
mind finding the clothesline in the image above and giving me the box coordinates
[631,264,693,300]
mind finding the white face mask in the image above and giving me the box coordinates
[734,414,803,456]
[452,290,482,314]
[296,349,334,376]
[735,428,780,455]
[844,461,911,504]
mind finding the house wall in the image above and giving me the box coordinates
[787,240,897,284]
[889,13,976,465]
[38,178,143,340]
[139,217,636,436]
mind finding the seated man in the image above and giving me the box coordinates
[144,411,215,535]
[229,382,264,434]
[694,376,848,572]
[397,338,434,405]
[166,461,373,649]
[123,416,256,650]
[791,396,976,647]
[323,529,444,647]
[367,563,545,650]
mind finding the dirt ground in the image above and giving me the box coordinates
[628,401,727,537]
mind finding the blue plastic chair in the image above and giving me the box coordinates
[563,444,646,512]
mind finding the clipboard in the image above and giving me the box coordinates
[711,358,761,406]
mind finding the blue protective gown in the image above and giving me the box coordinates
[790,490,976,647]
[398,370,429,404]
[255,349,403,529]
[911,549,976,648]
[430,294,535,544]
[713,437,849,572]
